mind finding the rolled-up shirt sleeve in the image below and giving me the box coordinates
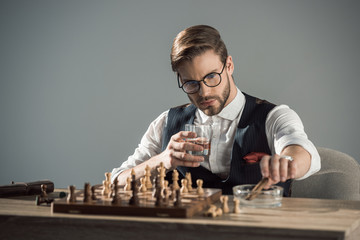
[111,110,168,183]
[265,105,321,180]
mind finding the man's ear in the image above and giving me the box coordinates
[226,55,234,75]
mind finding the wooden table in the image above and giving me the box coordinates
[1,190,360,240]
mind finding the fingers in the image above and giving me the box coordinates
[260,154,295,187]
[166,131,205,168]
[171,139,204,152]
[170,131,197,142]
[170,150,204,163]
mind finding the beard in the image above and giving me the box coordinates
[189,73,231,116]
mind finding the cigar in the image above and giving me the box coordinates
[0,180,54,197]
[245,178,269,201]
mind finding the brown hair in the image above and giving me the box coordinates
[170,25,228,72]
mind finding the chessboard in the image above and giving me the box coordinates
[52,165,222,218]
[52,184,221,218]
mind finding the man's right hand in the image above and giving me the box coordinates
[160,131,205,170]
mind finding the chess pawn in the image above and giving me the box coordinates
[172,170,180,190]
[108,183,114,199]
[233,198,241,214]
[220,195,229,214]
[163,188,170,206]
[196,179,204,196]
[67,185,76,203]
[139,177,147,192]
[180,179,188,194]
[102,180,109,197]
[124,177,132,191]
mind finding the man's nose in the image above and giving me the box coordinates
[198,81,211,96]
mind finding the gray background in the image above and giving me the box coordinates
[1,0,359,188]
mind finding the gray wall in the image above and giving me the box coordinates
[1,0,359,188]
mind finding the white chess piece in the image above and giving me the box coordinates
[220,195,229,213]
[180,179,188,194]
[233,198,241,213]
[196,179,204,196]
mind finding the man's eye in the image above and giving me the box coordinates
[185,81,198,86]
[206,73,216,79]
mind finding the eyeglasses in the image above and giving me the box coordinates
[177,62,226,94]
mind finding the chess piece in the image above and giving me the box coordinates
[41,184,48,198]
[108,183,114,199]
[172,169,179,190]
[101,172,111,197]
[155,184,163,207]
[163,180,169,189]
[174,189,182,207]
[220,195,229,213]
[163,187,170,206]
[129,171,139,206]
[111,178,121,205]
[215,207,223,216]
[196,179,204,196]
[180,179,188,194]
[124,177,132,191]
[152,175,159,198]
[233,198,241,214]
[105,172,111,185]
[204,205,217,217]
[83,182,92,203]
[102,180,109,197]
[158,162,166,188]
[144,165,152,189]
[67,185,76,203]
[35,184,53,205]
[91,186,97,201]
[139,177,147,192]
[185,172,193,191]
[169,185,176,201]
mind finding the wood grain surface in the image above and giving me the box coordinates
[1,190,360,240]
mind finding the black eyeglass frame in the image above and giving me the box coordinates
[177,62,227,94]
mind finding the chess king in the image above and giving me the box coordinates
[111,25,320,195]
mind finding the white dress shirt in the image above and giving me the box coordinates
[111,89,321,182]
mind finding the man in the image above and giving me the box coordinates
[111,25,320,195]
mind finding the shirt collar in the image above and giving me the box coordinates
[197,88,245,122]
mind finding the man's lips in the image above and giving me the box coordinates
[199,99,216,107]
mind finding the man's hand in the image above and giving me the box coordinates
[117,130,204,186]
[160,131,205,170]
[260,145,311,189]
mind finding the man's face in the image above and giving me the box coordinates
[177,50,235,116]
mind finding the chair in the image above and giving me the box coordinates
[291,147,360,200]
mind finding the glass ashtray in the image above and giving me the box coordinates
[233,184,283,208]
